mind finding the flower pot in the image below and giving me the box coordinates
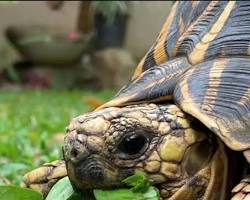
[93,12,128,50]
[5,25,90,66]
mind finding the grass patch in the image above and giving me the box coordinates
[0,89,116,185]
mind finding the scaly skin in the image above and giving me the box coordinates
[23,104,232,199]
[22,160,66,197]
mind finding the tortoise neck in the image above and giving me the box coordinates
[160,139,229,200]
[202,139,228,200]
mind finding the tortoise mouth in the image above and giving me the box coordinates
[66,155,134,190]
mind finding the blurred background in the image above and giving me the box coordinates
[0,1,173,186]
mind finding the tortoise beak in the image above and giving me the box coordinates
[63,130,105,189]
[63,128,134,190]
[65,155,107,189]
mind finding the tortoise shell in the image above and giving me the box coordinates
[22,2,250,198]
[100,1,250,152]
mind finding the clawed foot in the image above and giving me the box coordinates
[231,176,250,200]
[22,160,67,197]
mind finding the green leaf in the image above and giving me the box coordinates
[0,185,43,200]
[93,187,159,200]
[94,172,160,200]
[142,186,160,200]
[45,176,75,200]
[122,172,150,192]
[67,193,83,200]
[94,188,140,200]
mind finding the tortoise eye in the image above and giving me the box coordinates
[117,132,148,158]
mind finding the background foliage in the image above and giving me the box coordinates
[0,89,115,185]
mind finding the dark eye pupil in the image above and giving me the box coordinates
[118,134,147,155]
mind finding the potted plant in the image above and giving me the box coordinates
[91,1,129,50]
[46,1,130,50]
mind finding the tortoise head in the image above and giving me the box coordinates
[63,103,218,198]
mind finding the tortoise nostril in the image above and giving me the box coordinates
[71,148,79,158]
[76,130,85,135]
[64,131,90,162]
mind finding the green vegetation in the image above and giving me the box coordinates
[0,89,160,200]
[0,185,43,200]
[0,173,159,200]
[0,89,115,186]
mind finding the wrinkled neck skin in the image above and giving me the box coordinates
[159,139,228,200]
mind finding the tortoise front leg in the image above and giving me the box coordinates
[22,160,67,197]
[231,176,250,200]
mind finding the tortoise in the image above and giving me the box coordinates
[23,1,250,199]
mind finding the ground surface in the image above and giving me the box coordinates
[0,89,115,186]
